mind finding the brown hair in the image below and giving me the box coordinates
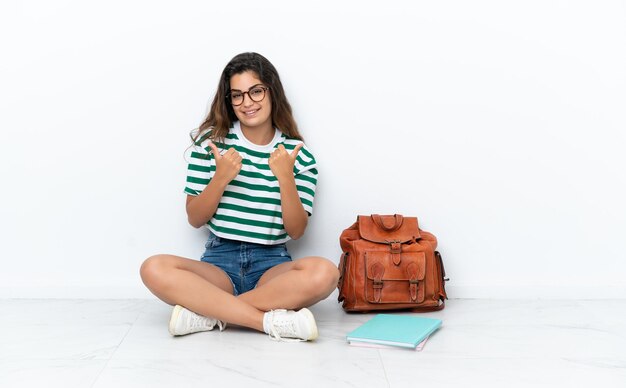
[193,52,302,144]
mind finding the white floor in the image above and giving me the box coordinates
[1,296,625,388]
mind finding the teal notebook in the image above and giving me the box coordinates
[346,314,442,349]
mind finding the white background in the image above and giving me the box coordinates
[1,1,624,299]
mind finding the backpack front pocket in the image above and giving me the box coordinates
[364,250,426,304]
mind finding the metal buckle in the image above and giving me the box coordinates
[388,240,402,254]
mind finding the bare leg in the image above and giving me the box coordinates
[140,254,265,331]
[238,256,340,311]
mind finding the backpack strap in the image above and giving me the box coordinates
[370,262,385,303]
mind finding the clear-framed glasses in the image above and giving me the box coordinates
[228,84,269,106]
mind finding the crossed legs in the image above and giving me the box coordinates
[140,254,339,332]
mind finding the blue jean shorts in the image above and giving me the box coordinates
[200,232,292,296]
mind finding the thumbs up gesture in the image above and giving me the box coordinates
[208,141,242,185]
[269,143,303,182]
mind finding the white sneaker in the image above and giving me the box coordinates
[168,305,226,336]
[265,308,318,342]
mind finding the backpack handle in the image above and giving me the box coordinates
[371,214,404,232]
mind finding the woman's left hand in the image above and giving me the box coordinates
[269,143,303,182]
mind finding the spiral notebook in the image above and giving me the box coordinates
[346,314,442,349]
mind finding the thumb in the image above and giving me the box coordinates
[290,143,304,159]
[208,141,221,158]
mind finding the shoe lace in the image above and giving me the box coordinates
[187,312,213,331]
[267,309,304,343]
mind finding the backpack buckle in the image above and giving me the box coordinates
[388,241,402,254]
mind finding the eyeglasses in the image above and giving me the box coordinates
[228,85,269,106]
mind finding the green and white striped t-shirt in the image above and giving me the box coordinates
[184,121,318,245]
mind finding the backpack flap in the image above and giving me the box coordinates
[357,214,421,244]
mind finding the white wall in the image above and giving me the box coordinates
[1,1,625,299]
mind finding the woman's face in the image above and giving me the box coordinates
[229,71,272,131]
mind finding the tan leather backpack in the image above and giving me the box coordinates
[337,214,448,312]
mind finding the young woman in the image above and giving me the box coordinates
[140,52,339,341]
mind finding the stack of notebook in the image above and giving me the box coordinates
[346,314,442,350]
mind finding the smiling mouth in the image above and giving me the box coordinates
[243,109,259,116]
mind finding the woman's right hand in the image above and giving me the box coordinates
[208,141,242,184]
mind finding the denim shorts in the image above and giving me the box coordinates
[200,232,292,296]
